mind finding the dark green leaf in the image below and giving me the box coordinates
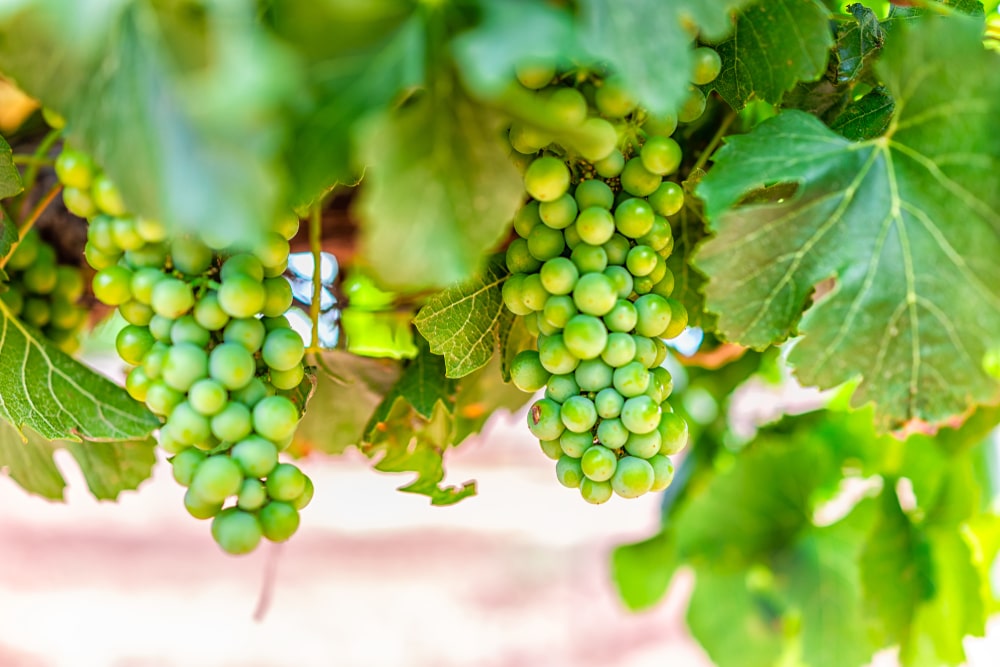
[0,215,17,267]
[0,420,155,500]
[0,135,22,200]
[578,0,752,115]
[834,4,885,83]
[695,18,1000,430]
[356,88,523,291]
[830,87,894,140]
[0,0,296,241]
[611,529,678,611]
[667,174,714,329]
[712,0,834,110]
[364,338,457,433]
[414,255,509,378]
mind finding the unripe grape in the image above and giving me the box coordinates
[580,478,613,504]
[691,47,723,86]
[237,478,268,511]
[560,430,594,458]
[611,456,655,498]
[621,395,660,434]
[211,509,263,555]
[171,448,207,486]
[527,398,565,441]
[231,435,279,478]
[657,411,689,455]
[266,463,307,502]
[581,445,618,482]
[511,350,551,392]
[575,358,613,392]
[252,396,300,442]
[648,454,676,492]
[555,455,584,489]
[596,417,629,448]
[260,502,300,542]
[640,136,682,176]
[545,373,580,404]
[190,455,243,504]
[524,156,570,202]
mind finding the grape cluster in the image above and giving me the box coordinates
[1,228,87,352]
[503,51,721,503]
[55,145,313,554]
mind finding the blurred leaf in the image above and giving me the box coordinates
[365,339,457,433]
[450,353,530,445]
[611,529,679,611]
[712,0,834,110]
[356,86,523,291]
[414,255,510,378]
[0,135,22,200]
[695,18,1000,430]
[0,420,155,500]
[832,4,885,84]
[829,87,894,140]
[578,0,752,115]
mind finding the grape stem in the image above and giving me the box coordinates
[17,128,61,212]
[308,202,322,352]
[12,155,54,167]
[0,181,62,270]
[690,109,736,176]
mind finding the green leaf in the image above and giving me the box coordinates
[0,420,155,501]
[611,529,679,611]
[667,174,715,329]
[0,301,158,441]
[364,339,457,433]
[414,255,509,378]
[356,87,524,291]
[832,4,886,84]
[0,215,17,269]
[829,87,895,140]
[295,351,401,456]
[449,352,531,445]
[578,0,752,115]
[0,134,22,200]
[695,18,1000,430]
[711,0,834,110]
[0,0,296,241]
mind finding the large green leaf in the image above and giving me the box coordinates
[0,0,296,242]
[695,17,1000,430]
[0,302,158,441]
[356,86,523,291]
[0,134,22,201]
[0,420,155,500]
[611,529,679,612]
[414,256,510,378]
[712,0,833,109]
[577,0,752,115]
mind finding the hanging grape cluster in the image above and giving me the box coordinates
[503,49,722,503]
[1,227,87,352]
[54,145,313,555]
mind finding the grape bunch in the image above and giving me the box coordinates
[502,51,721,503]
[55,145,313,554]
[2,228,87,352]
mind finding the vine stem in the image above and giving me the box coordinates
[12,155,54,167]
[308,203,322,353]
[690,110,736,176]
[18,128,61,214]
[0,182,62,270]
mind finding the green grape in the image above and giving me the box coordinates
[509,122,551,154]
[524,156,571,202]
[63,186,98,218]
[171,447,206,486]
[49,296,84,329]
[570,243,608,274]
[92,266,133,306]
[535,313,560,336]
[266,462,306,501]
[620,158,662,197]
[252,396,299,442]
[563,223,583,250]
[640,136,682,176]
[260,501,301,542]
[117,299,152,326]
[634,294,672,338]
[115,324,155,366]
[511,350,551,392]
[594,77,637,118]
[148,314,174,343]
[555,455,584,489]
[270,364,305,391]
[624,430,661,459]
[611,456,654,498]
[545,373,580,404]
[595,387,624,419]
[563,314,608,360]
[111,216,144,251]
[691,47,722,85]
[167,401,212,446]
[572,273,617,317]
[125,242,170,269]
[657,411,689,455]
[603,265,633,298]
[546,86,588,126]
[170,315,211,347]
[218,274,267,319]
[542,294,577,328]
[262,278,293,318]
[596,418,628,448]
[603,235,631,267]
[292,475,314,509]
[575,358,613,392]
[224,316,265,355]
[209,342,256,390]
[263,315,291,331]
[221,253,265,282]
[527,398,565,440]
[574,179,614,210]
[648,256,668,285]
[613,198,655,240]
[642,112,678,138]
[648,454,675,492]
[210,402,253,443]
[54,148,95,189]
[237,478,268,511]
[538,334,580,375]
[560,395,598,433]
[652,366,674,400]
[190,455,243,504]
[184,487,223,520]
[539,438,562,460]
[125,366,151,402]
[22,298,50,327]
[621,395,660,434]
[151,278,195,318]
[189,378,228,416]
[145,381,184,416]
[22,262,57,295]
[136,217,168,243]
[560,430,593,458]
[513,202,542,238]
[663,299,688,339]
[594,150,625,178]
[539,257,579,296]
[526,223,566,261]
[515,60,556,89]
[262,328,305,372]
[92,174,126,216]
[231,435,279,477]
[678,87,707,123]
[520,273,549,312]
[603,299,638,333]
[612,361,650,398]
[648,182,684,217]
[232,377,269,408]
[1,286,23,313]
[211,508,263,555]
[539,194,578,230]
[506,238,541,274]
[600,331,634,367]
[83,242,118,270]
[163,343,209,392]
[580,478,613,504]
[575,207,616,246]
[502,274,532,316]
[581,445,618,482]
[254,233,290,273]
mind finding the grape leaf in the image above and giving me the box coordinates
[0,0,296,242]
[414,255,509,378]
[356,86,524,291]
[833,4,886,84]
[0,302,159,441]
[577,0,752,115]
[695,17,1000,430]
[0,217,17,270]
[830,86,895,140]
[611,529,679,612]
[0,420,155,501]
[364,338,457,430]
[711,0,834,110]
[667,176,715,329]
[0,135,22,200]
